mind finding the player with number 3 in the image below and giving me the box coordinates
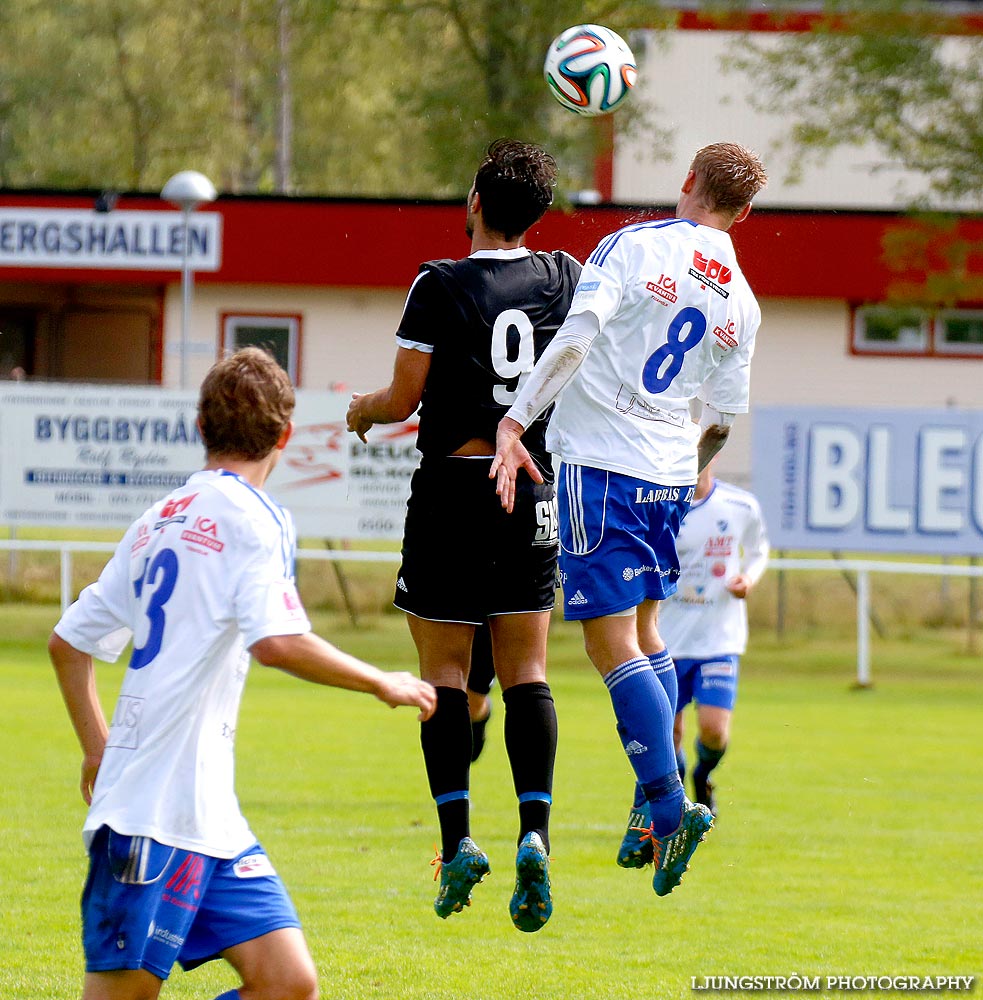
[49,348,436,1000]
[493,142,767,897]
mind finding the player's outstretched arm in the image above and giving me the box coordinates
[250,632,437,720]
[346,347,430,443]
[48,632,109,805]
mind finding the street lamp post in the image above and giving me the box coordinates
[160,171,217,389]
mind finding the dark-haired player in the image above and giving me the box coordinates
[50,348,435,1000]
[347,139,580,932]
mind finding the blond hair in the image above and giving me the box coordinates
[690,143,768,217]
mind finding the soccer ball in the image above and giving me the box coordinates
[544,24,637,117]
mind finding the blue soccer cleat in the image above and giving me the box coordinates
[431,837,490,918]
[509,832,552,932]
[645,799,714,896]
[617,802,655,868]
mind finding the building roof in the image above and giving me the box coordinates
[2,190,982,304]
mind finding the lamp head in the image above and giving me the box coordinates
[161,170,217,210]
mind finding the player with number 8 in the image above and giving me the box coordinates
[493,142,767,897]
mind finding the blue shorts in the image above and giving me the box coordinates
[81,826,301,980]
[557,463,693,620]
[675,655,740,712]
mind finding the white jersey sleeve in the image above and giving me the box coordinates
[565,226,634,328]
[54,525,136,662]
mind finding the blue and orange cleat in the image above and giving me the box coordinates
[617,802,655,869]
[509,832,552,932]
[635,799,714,896]
[431,837,490,918]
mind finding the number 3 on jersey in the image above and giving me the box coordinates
[641,306,707,393]
[130,547,179,670]
[490,309,535,405]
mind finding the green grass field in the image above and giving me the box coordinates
[2,603,981,999]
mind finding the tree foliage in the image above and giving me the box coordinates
[0,0,669,199]
[729,0,983,205]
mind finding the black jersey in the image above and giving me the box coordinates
[395,247,582,477]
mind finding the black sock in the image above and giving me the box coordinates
[470,707,491,763]
[693,738,726,786]
[502,681,556,852]
[420,686,472,861]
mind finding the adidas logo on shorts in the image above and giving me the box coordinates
[567,590,588,606]
[396,577,408,592]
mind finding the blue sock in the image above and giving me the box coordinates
[213,991,241,1000]
[648,649,678,715]
[676,745,688,783]
[605,657,684,834]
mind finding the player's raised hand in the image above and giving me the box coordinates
[376,672,437,720]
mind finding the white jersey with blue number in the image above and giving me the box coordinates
[54,469,311,859]
[659,479,769,658]
[547,218,760,485]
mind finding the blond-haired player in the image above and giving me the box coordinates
[494,142,767,896]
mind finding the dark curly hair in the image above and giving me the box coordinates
[473,139,557,239]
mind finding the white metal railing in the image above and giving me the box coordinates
[771,557,983,686]
[2,539,980,685]
[0,537,401,614]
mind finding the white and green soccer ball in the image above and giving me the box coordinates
[544,24,638,117]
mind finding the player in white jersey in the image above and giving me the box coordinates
[660,461,769,817]
[49,348,436,1000]
[493,143,767,897]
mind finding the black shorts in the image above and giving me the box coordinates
[394,455,558,623]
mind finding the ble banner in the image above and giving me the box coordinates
[752,405,983,556]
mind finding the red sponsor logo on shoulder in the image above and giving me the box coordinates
[692,251,732,285]
[160,493,197,519]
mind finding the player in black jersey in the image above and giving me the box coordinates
[347,139,580,932]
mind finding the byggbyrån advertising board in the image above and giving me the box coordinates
[0,383,418,540]
[752,405,983,556]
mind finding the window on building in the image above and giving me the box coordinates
[221,313,301,382]
[852,305,983,358]
[936,310,983,356]
[853,306,930,354]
